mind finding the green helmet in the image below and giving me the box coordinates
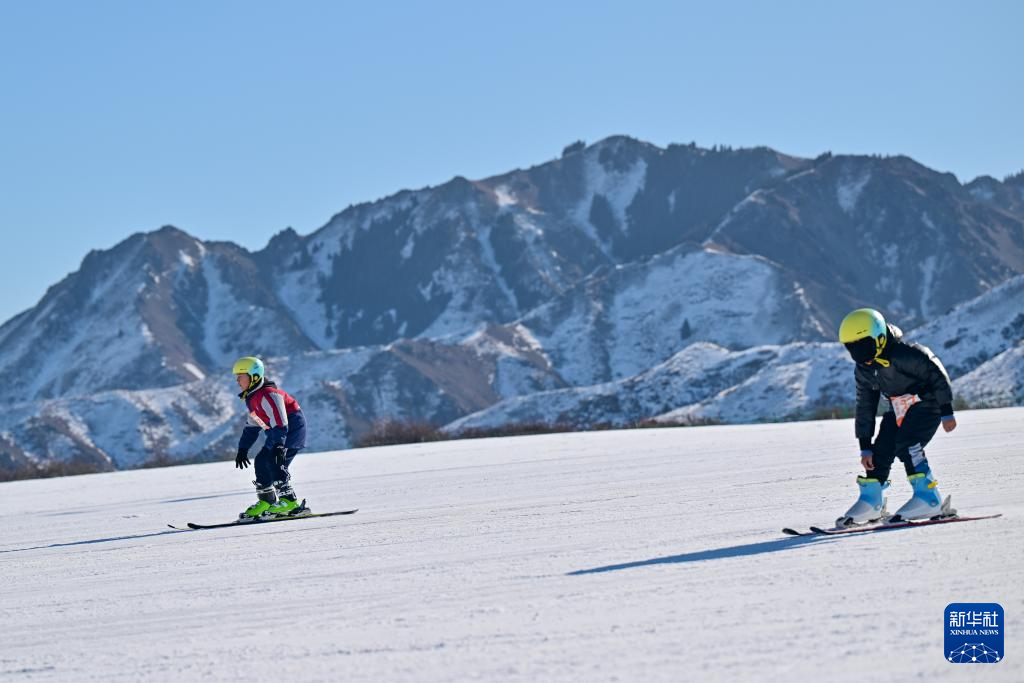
[232,356,265,385]
[838,308,887,363]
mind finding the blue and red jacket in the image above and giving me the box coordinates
[238,378,306,452]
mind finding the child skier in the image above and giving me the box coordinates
[232,356,308,520]
[836,308,958,527]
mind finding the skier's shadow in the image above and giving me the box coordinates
[568,535,831,575]
[0,529,186,555]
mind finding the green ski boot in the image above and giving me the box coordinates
[239,500,270,520]
[239,485,278,521]
[265,496,302,517]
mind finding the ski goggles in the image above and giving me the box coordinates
[843,336,878,364]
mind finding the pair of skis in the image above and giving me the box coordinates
[169,502,358,531]
[170,501,1001,536]
[782,513,1001,537]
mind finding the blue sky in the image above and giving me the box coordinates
[1,0,1021,324]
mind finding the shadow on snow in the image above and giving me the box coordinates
[568,535,832,575]
[0,529,186,554]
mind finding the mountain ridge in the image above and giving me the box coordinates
[1,136,1021,476]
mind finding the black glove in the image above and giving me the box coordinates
[235,448,250,469]
[271,443,288,466]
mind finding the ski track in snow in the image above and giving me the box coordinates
[1,408,1022,682]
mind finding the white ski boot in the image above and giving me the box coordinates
[836,477,889,527]
[891,471,955,522]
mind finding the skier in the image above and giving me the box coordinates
[836,308,957,527]
[232,356,308,520]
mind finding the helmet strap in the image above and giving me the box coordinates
[873,333,890,367]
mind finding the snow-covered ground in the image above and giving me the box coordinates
[2,408,1022,681]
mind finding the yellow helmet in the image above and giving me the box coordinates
[838,309,887,363]
[231,356,265,382]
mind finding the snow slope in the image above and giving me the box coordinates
[2,408,1021,682]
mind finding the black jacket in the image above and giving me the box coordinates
[854,325,954,448]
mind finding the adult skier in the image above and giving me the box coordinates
[232,356,308,520]
[836,308,957,527]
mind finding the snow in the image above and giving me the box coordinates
[272,268,333,349]
[660,343,850,424]
[446,340,850,433]
[198,258,236,364]
[957,344,1024,406]
[494,185,516,208]
[516,246,827,387]
[313,196,419,260]
[179,249,197,269]
[182,362,206,381]
[571,147,647,255]
[0,237,160,401]
[513,213,544,239]
[969,185,995,202]
[837,169,871,214]
[2,408,1021,681]
[446,341,740,431]
[918,254,939,318]
[13,383,241,469]
[703,189,766,245]
[400,232,416,260]
[606,250,790,376]
[921,211,938,233]
[592,158,646,231]
[910,274,1024,378]
[274,193,432,348]
[199,258,304,365]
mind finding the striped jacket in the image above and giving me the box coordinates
[238,379,303,451]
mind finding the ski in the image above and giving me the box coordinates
[169,507,358,531]
[809,513,1001,535]
[781,513,1000,537]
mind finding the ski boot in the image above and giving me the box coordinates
[836,477,890,527]
[239,484,278,521]
[264,481,307,518]
[890,470,955,522]
[265,496,303,517]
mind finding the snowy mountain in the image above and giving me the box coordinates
[907,274,1024,377]
[445,342,749,431]
[8,267,1018,478]
[3,409,1021,681]
[704,155,1024,327]
[272,137,812,347]
[7,137,1019,404]
[446,342,852,432]
[0,335,563,474]
[965,170,1024,219]
[1,136,1022,476]
[448,275,1024,432]
[955,344,1024,407]
[906,274,1024,406]
[503,244,829,386]
[0,227,319,402]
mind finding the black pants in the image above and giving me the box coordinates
[866,403,941,483]
[253,447,300,490]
